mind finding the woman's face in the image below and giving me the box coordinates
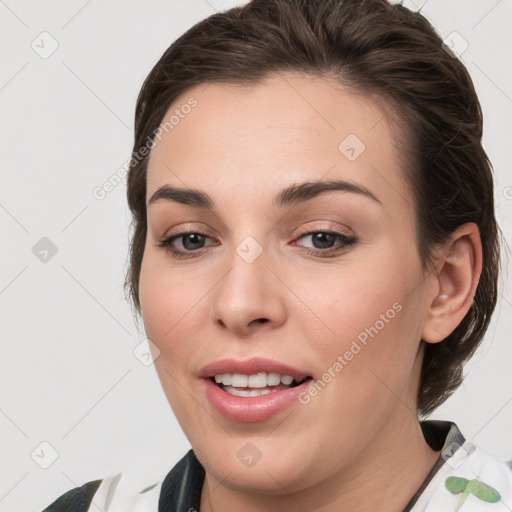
[139,73,436,494]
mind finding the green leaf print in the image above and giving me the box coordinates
[445,476,501,512]
[445,477,469,494]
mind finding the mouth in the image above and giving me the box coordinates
[209,372,313,398]
[203,372,314,422]
[199,357,315,421]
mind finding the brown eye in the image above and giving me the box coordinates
[294,230,357,256]
[157,231,217,259]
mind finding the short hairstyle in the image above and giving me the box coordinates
[124,0,501,416]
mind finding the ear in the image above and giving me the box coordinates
[421,222,482,344]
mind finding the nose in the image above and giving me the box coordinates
[210,240,286,337]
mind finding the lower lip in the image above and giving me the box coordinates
[202,378,312,423]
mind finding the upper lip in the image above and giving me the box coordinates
[199,357,312,379]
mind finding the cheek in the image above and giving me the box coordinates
[139,250,198,358]
[138,252,206,421]
[301,249,424,387]
[295,263,401,347]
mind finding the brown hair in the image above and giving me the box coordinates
[124,0,501,416]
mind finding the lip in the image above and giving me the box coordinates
[198,357,311,380]
[199,357,313,423]
[202,377,313,423]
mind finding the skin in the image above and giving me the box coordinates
[139,72,482,511]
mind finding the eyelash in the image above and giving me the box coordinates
[156,229,357,260]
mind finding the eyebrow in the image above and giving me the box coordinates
[147,179,382,210]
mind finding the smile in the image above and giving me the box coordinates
[203,375,313,422]
[212,372,310,397]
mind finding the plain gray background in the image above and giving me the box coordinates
[1,1,511,510]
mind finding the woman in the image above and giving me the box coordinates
[42,0,510,510]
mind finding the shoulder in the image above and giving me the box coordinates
[414,440,512,512]
[41,471,160,512]
[41,479,102,512]
[40,450,204,512]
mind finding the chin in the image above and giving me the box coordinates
[195,439,322,495]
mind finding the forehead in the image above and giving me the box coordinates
[146,72,410,213]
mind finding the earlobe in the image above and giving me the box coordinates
[421,223,482,344]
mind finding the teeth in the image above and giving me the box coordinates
[231,374,248,387]
[214,373,231,385]
[267,372,281,386]
[281,375,293,385]
[213,372,308,388]
[248,373,267,388]
[222,386,279,397]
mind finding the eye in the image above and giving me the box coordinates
[156,231,217,259]
[294,230,357,257]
